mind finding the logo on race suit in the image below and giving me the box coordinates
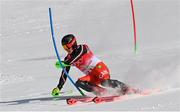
[99,70,109,78]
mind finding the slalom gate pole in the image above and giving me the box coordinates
[130,0,138,54]
[48,8,85,96]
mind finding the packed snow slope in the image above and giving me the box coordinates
[0,0,180,111]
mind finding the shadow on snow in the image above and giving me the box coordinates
[0,95,83,106]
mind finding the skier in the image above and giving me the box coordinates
[52,34,129,96]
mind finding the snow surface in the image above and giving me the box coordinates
[0,0,180,111]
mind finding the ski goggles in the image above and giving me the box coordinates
[63,45,69,50]
[62,38,76,49]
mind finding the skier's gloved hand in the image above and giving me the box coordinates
[55,61,62,69]
[52,87,60,97]
[55,61,70,69]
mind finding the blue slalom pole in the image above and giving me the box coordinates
[48,8,85,96]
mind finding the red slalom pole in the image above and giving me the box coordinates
[130,0,137,53]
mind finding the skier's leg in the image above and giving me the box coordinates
[75,80,106,96]
[75,80,95,92]
[76,74,106,95]
[101,79,129,95]
[75,74,93,92]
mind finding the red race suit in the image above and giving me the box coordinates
[57,44,110,89]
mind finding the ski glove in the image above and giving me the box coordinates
[52,87,60,97]
[55,61,70,69]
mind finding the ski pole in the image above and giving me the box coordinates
[48,8,85,96]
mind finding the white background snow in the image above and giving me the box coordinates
[0,0,180,111]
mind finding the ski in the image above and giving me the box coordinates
[66,96,94,105]
[66,87,140,105]
[92,95,120,104]
[66,95,120,105]
[66,88,160,105]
